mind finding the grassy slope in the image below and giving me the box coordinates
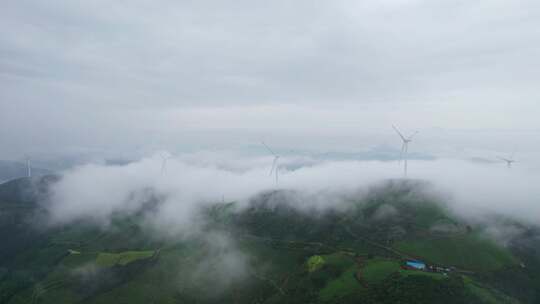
[319,268,362,302]
[85,247,191,304]
[316,253,362,302]
[362,258,400,283]
[95,251,155,267]
[395,235,518,271]
[463,276,521,304]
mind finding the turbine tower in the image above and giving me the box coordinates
[25,156,32,178]
[498,150,516,168]
[392,125,418,178]
[160,153,171,175]
[262,142,280,186]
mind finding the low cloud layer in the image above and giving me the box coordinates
[46,152,540,237]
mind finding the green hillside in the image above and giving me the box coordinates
[395,236,518,271]
[0,178,539,303]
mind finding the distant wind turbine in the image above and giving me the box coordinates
[392,125,418,177]
[25,156,32,178]
[160,153,171,175]
[498,150,517,168]
[262,142,280,186]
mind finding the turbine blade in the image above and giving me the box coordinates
[408,131,419,140]
[392,125,406,142]
[261,141,277,156]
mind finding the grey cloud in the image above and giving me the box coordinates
[1,0,540,160]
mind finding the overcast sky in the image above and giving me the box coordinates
[1,0,539,161]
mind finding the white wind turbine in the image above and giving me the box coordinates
[25,156,32,178]
[392,125,418,178]
[262,142,280,186]
[498,150,516,168]
[160,153,171,175]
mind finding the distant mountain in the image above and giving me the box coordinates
[468,157,500,164]
[243,144,436,162]
[0,160,52,184]
[314,145,436,162]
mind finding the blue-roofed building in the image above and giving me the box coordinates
[405,260,426,270]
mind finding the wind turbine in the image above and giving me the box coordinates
[262,142,280,186]
[498,150,516,168]
[160,153,171,175]
[392,125,418,177]
[25,156,32,178]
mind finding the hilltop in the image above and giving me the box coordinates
[0,160,52,184]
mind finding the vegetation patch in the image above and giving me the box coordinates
[361,258,447,284]
[462,276,520,304]
[362,258,401,283]
[307,255,325,272]
[399,269,446,280]
[95,250,155,267]
[395,236,517,271]
[322,253,355,269]
[315,253,364,302]
[319,268,362,302]
[409,203,450,229]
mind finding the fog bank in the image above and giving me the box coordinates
[46,152,540,236]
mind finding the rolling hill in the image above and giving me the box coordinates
[0,178,539,303]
